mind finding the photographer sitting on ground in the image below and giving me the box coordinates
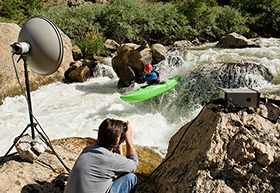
[64,118,138,193]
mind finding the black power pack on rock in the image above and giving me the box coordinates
[219,88,260,108]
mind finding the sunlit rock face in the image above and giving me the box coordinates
[153,93,280,193]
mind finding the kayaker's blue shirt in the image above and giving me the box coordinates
[144,71,158,81]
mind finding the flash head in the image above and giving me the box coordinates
[11,42,31,55]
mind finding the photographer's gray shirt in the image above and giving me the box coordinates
[64,144,138,193]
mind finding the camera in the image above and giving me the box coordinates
[119,122,128,144]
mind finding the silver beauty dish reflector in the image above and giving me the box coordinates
[12,15,63,75]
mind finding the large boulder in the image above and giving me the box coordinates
[151,43,168,64]
[112,43,167,88]
[112,43,149,87]
[215,32,261,48]
[0,22,73,104]
[153,93,280,192]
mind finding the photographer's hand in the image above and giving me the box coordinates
[124,121,137,156]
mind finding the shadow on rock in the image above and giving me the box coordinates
[21,175,68,193]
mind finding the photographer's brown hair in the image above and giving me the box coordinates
[97,118,123,148]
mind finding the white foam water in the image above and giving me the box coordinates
[0,77,190,156]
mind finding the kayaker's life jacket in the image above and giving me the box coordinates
[146,70,160,85]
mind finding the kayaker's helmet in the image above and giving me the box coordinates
[145,63,153,71]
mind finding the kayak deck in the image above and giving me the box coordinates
[120,75,180,103]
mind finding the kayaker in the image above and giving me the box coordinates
[144,63,160,85]
[64,118,138,193]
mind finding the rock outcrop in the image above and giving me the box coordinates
[0,22,73,104]
[153,93,280,192]
[215,32,261,48]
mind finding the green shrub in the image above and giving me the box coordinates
[144,2,194,43]
[37,0,195,45]
[214,6,249,37]
[100,0,194,44]
[176,0,248,40]
[33,4,110,56]
[33,4,104,41]
[0,0,44,24]
[99,0,144,42]
[176,0,220,40]
[230,0,280,37]
[77,30,110,57]
[0,16,13,23]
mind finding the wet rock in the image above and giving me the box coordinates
[67,65,90,82]
[64,59,98,83]
[112,43,147,87]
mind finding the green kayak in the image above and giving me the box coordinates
[120,75,180,103]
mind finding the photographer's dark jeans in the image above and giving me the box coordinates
[109,173,137,193]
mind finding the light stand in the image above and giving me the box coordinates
[0,53,70,173]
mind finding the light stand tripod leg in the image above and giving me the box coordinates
[1,54,71,174]
[23,54,35,139]
[0,124,30,164]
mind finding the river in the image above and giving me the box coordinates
[1,38,280,157]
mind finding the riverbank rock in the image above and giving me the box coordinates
[105,39,120,51]
[72,45,83,60]
[151,43,168,64]
[215,32,261,48]
[173,40,194,48]
[0,137,162,193]
[15,134,47,162]
[153,93,280,192]
[0,22,73,105]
